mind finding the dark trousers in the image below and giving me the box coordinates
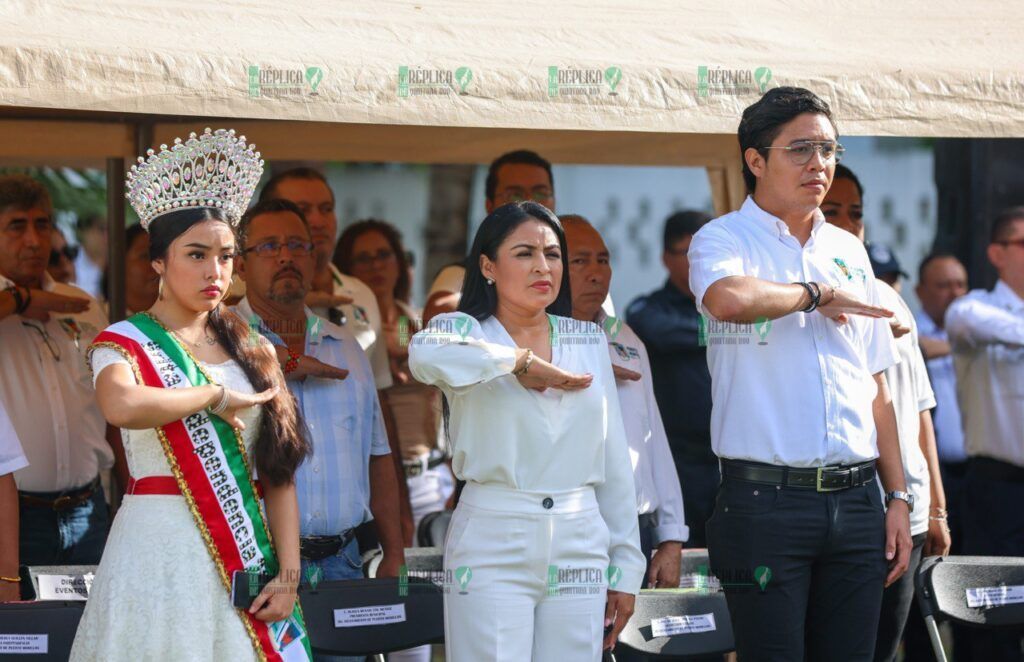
[674,454,720,549]
[874,532,926,661]
[706,475,888,661]
[961,457,1024,661]
[18,481,110,598]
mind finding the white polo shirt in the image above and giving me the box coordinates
[0,273,113,491]
[599,312,688,545]
[945,280,1024,468]
[688,197,898,467]
[876,281,936,535]
[0,400,27,476]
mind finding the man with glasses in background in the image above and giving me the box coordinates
[946,207,1024,660]
[0,174,117,584]
[233,199,405,662]
[688,87,911,660]
[423,149,557,323]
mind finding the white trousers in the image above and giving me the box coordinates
[444,482,611,662]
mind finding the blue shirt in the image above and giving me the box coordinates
[914,311,967,463]
[233,298,390,536]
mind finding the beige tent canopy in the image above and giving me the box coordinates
[1,0,1022,314]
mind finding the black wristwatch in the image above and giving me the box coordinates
[885,490,915,513]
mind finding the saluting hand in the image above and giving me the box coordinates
[273,345,348,382]
[305,291,354,310]
[20,289,91,322]
[515,353,592,392]
[816,285,894,325]
[215,385,279,430]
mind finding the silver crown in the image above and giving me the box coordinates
[126,128,264,230]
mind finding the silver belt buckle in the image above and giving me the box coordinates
[816,465,844,492]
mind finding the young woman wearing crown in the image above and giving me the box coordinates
[70,129,314,661]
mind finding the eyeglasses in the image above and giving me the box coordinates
[762,141,845,166]
[242,239,314,258]
[996,238,1024,249]
[21,321,61,362]
[351,249,396,268]
[49,245,79,267]
[498,189,555,205]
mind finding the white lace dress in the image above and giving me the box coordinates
[70,350,262,662]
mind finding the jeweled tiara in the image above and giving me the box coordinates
[126,128,264,230]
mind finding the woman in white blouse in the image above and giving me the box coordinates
[409,201,644,661]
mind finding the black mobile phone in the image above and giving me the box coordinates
[231,570,277,610]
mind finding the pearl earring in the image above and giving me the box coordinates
[486,278,494,285]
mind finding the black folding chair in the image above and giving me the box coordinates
[417,509,453,548]
[0,601,86,661]
[299,577,444,662]
[611,588,734,660]
[917,555,1024,662]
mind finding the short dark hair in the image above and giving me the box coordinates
[238,198,310,248]
[738,86,837,193]
[259,167,334,204]
[832,163,863,199]
[333,218,412,303]
[917,251,962,283]
[485,150,554,203]
[990,206,1024,244]
[663,210,712,251]
[0,174,51,215]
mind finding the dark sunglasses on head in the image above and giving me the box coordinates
[49,245,79,267]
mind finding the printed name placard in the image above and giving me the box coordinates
[966,585,1024,609]
[0,634,48,654]
[36,573,94,600]
[334,603,407,628]
[651,613,717,637]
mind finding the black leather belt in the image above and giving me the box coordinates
[403,450,446,478]
[300,529,357,561]
[18,476,101,511]
[721,459,876,492]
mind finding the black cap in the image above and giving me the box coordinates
[866,241,909,280]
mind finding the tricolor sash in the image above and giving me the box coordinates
[90,312,313,662]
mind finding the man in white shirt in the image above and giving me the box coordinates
[945,206,1024,660]
[823,164,949,662]
[563,215,687,593]
[688,87,912,661]
[0,401,28,601]
[0,175,115,575]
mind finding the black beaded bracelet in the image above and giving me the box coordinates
[794,281,817,313]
